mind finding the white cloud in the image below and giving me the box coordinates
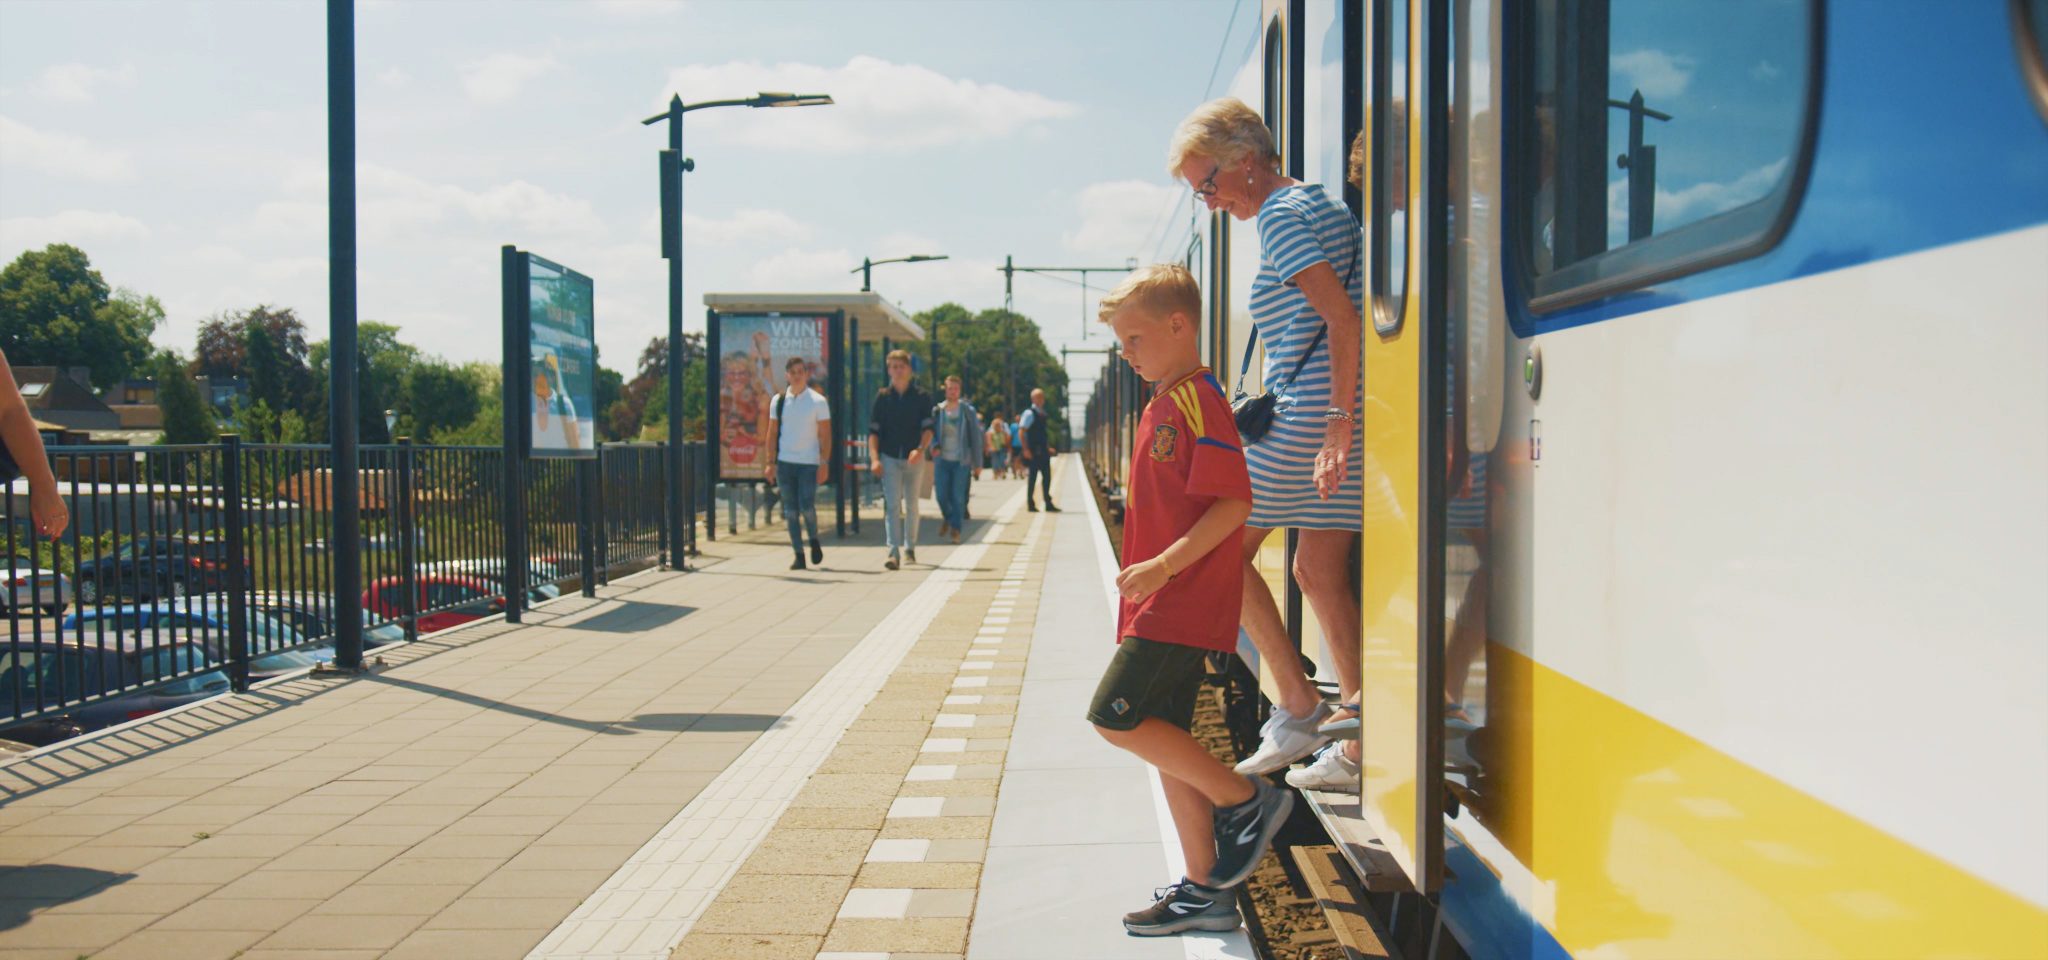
[0,210,151,258]
[31,62,136,102]
[683,208,814,247]
[460,53,561,104]
[1063,180,1181,262]
[0,115,134,181]
[1751,60,1783,83]
[660,55,1079,152]
[1607,158,1788,242]
[376,66,411,89]
[1612,49,1696,101]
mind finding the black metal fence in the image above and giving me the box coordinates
[1,438,701,746]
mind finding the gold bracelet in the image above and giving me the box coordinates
[1158,554,1177,580]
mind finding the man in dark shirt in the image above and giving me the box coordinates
[867,349,934,569]
[1018,387,1058,512]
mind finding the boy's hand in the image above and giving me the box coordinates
[1115,557,1172,602]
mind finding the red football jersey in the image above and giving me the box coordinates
[1118,368,1252,652]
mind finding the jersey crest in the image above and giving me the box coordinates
[1149,422,1179,462]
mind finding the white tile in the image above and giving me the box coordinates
[943,695,984,705]
[817,953,891,960]
[887,796,946,818]
[933,714,976,727]
[961,661,993,670]
[920,737,968,753]
[838,887,914,919]
[952,676,990,688]
[972,636,1004,646]
[865,838,932,862]
[905,764,958,780]
[984,616,1012,625]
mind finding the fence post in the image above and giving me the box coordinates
[397,436,419,644]
[578,447,598,598]
[594,449,609,587]
[221,434,250,693]
[656,441,670,568]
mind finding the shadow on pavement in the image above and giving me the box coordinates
[0,864,134,929]
[562,601,697,633]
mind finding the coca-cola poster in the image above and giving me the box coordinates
[714,314,828,481]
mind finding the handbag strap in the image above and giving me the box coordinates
[1236,244,1357,396]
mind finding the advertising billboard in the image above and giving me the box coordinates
[526,255,595,458]
[713,314,829,481]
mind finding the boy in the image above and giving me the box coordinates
[867,349,933,569]
[1087,264,1291,936]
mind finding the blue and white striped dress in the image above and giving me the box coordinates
[1244,183,1365,531]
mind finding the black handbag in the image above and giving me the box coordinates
[1229,252,1355,444]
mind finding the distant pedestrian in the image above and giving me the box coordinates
[1086,264,1284,936]
[928,375,983,545]
[1018,388,1058,512]
[985,413,1010,479]
[867,350,933,569]
[0,349,67,540]
[764,357,829,570]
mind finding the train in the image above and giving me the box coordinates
[1081,1,2048,957]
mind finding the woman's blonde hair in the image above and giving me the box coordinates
[1165,97,1279,178]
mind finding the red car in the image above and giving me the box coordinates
[362,574,505,635]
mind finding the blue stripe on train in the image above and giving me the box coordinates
[1507,0,2048,338]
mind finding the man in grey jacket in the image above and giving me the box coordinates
[928,375,983,544]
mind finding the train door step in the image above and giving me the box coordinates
[1296,785,1452,892]
[1290,844,1393,959]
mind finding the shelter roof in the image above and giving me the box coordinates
[703,291,924,342]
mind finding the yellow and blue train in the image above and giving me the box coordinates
[1084,1,2048,956]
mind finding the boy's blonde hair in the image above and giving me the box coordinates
[1166,97,1280,178]
[885,349,912,367]
[1098,263,1202,326]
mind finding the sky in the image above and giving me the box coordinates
[0,0,1257,424]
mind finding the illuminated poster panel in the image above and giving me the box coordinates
[713,314,829,481]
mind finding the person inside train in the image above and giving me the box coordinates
[1088,264,1291,936]
[1168,98,1368,790]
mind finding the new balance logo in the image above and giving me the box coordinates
[1235,818,1260,845]
[1167,898,1212,915]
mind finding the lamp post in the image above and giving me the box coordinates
[644,90,832,562]
[851,254,948,380]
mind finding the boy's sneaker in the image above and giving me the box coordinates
[810,541,824,565]
[885,553,900,571]
[906,548,918,565]
[1233,702,1332,775]
[1122,879,1240,936]
[1208,776,1292,889]
[1284,744,1360,793]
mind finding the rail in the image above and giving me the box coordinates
[0,437,705,746]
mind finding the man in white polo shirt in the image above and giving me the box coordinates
[764,356,831,570]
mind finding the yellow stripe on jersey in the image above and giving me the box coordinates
[1170,382,1205,437]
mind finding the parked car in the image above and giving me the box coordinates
[72,537,249,604]
[1,567,70,618]
[0,635,232,747]
[61,601,326,682]
[248,593,406,649]
[363,574,504,635]
[416,560,563,604]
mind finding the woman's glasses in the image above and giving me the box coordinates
[1192,162,1221,199]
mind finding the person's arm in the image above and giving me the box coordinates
[967,407,983,475]
[868,395,884,474]
[815,413,832,484]
[911,399,932,464]
[1115,496,1252,602]
[0,350,67,539]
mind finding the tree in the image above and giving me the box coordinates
[244,321,286,410]
[910,303,1069,438]
[0,244,160,387]
[195,306,313,407]
[307,321,419,444]
[153,350,215,444]
[401,360,481,440]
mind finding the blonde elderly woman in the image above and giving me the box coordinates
[1168,98,1364,790]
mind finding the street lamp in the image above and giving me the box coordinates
[643,90,833,560]
[383,408,396,439]
[850,254,949,379]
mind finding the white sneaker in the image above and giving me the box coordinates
[1232,702,1332,775]
[1285,744,1360,793]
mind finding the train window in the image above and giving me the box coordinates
[1516,0,1816,309]
[1372,0,1411,334]
[2019,0,2048,120]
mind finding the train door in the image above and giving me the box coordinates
[1356,0,1450,892]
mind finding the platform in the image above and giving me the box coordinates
[0,457,1255,960]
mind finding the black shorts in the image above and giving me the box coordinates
[1086,636,1210,732]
